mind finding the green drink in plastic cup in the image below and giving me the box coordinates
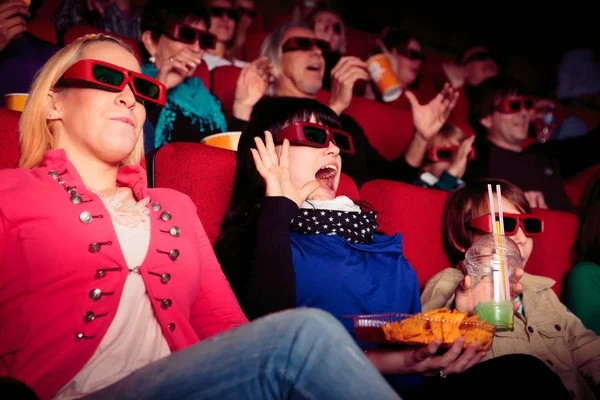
[465,234,522,332]
[474,300,514,331]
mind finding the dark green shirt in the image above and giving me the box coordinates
[564,261,600,335]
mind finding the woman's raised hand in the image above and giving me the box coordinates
[250,131,320,207]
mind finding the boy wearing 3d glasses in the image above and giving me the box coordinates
[413,123,476,191]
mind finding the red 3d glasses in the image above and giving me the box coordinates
[57,59,166,107]
[470,212,544,236]
[426,145,476,162]
[282,37,330,53]
[494,96,535,114]
[274,122,355,155]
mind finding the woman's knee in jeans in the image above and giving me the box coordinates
[262,308,349,344]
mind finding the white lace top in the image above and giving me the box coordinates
[53,191,172,399]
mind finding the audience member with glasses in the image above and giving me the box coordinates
[305,5,347,91]
[202,0,247,70]
[366,28,438,106]
[466,75,600,213]
[225,0,258,61]
[412,123,476,191]
[139,0,271,149]
[422,179,599,400]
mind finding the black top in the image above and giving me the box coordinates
[321,51,342,92]
[215,196,299,320]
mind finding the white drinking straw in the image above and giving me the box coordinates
[496,185,511,302]
[496,185,505,235]
[487,185,497,235]
[487,185,502,302]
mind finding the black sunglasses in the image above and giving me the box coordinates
[282,37,330,53]
[164,24,217,49]
[210,7,240,21]
[404,49,425,62]
[239,7,257,18]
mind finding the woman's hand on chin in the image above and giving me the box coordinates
[155,50,202,90]
[251,131,319,207]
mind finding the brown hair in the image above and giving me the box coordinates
[575,171,600,265]
[469,75,526,129]
[443,179,531,264]
[19,34,139,169]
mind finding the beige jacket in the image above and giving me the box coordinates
[421,268,600,400]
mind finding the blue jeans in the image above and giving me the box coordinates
[82,308,400,399]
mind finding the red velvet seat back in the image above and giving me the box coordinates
[526,208,578,296]
[0,109,21,170]
[193,60,211,91]
[360,180,452,288]
[211,65,242,122]
[316,90,415,160]
[153,143,236,244]
[563,164,600,207]
[243,31,269,62]
[27,19,58,45]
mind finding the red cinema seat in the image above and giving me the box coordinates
[27,19,58,45]
[211,65,242,122]
[0,109,21,170]
[152,143,237,244]
[247,11,266,33]
[360,180,452,288]
[243,31,269,62]
[193,60,211,91]
[316,90,415,160]
[34,0,63,19]
[526,208,578,296]
[344,26,378,59]
[563,163,600,207]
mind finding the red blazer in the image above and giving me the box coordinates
[0,150,248,400]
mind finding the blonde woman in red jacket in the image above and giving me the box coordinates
[0,34,404,400]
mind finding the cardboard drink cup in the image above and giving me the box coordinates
[4,93,28,112]
[201,132,242,151]
[367,54,402,102]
